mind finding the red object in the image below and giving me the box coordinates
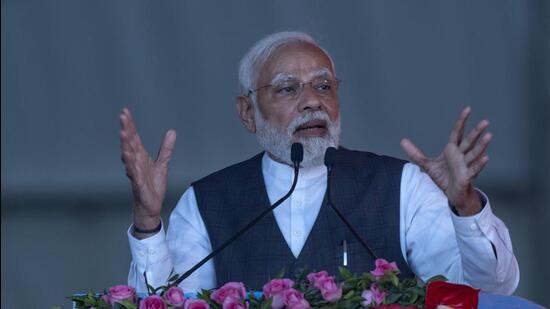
[425,281,479,309]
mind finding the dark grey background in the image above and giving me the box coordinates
[2,0,549,308]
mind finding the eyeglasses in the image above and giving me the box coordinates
[247,77,341,102]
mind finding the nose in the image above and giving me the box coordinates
[297,83,323,112]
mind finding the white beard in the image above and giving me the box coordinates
[254,110,341,168]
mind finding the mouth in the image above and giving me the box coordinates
[293,119,328,137]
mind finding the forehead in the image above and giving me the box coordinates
[258,42,334,83]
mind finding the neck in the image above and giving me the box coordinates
[266,151,294,168]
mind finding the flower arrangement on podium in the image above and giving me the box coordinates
[69,258,479,309]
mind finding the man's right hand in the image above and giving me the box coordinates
[119,108,176,237]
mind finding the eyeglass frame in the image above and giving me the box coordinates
[246,76,342,100]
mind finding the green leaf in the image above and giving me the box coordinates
[117,300,138,309]
[426,275,448,283]
[275,267,286,279]
[389,273,399,287]
[260,298,273,309]
[348,295,365,303]
[343,290,355,300]
[154,285,167,295]
[83,299,98,307]
[197,288,212,301]
[408,292,418,304]
[338,267,353,280]
[360,272,375,283]
[384,292,401,304]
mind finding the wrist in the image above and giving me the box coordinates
[450,187,483,216]
[132,221,162,234]
[133,213,161,231]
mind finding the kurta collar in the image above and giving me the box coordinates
[261,152,327,189]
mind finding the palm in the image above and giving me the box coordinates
[131,155,167,217]
[401,107,492,214]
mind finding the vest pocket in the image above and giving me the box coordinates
[333,238,386,274]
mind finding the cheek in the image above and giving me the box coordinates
[325,100,340,121]
[267,113,295,130]
[276,109,300,129]
[257,100,297,128]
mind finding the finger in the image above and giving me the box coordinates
[400,138,429,167]
[119,112,150,180]
[119,111,131,136]
[468,155,489,179]
[156,129,177,165]
[122,151,139,180]
[465,132,492,165]
[119,120,141,156]
[120,111,139,147]
[120,128,131,151]
[121,107,139,136]
[459,119,489,153]
[449,106,471,145]
[120,109,146,153]
[119,108,134,135]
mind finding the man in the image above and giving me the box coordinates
[120,32,519,295]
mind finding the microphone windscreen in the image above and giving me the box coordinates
[324,147,337,167]
[291,143,304,163]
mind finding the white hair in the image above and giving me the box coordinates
[238,31,335,99]
[239,32,341,167]
[255,109,340,167]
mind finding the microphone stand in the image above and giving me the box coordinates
[324,147,378,261]
[169,144,303,288]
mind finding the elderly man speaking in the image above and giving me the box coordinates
[119,32,519,295]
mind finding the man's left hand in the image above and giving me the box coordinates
[400,107,492,216]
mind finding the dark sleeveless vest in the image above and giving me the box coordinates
[192,148,413,289]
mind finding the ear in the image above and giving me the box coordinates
[236,95,257,133]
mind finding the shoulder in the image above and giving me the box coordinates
[192,152,264,189]
[335,147,408,170]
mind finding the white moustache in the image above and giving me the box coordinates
[287,111,332,135]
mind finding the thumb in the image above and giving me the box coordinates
[156,129,177,164]
[400,138,428,167]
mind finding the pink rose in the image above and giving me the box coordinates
[184,299,210,309]
[370,258,399,278]
[362,283,387,306]
[222,296,248,309]
[306,271,329,288]
[316,276,342,302]
[211,282,247,304]
[139,295,167,309]
[108,285,136,306]
[262,278,294,309]
[164,286,186,307]
[283,288,310,309]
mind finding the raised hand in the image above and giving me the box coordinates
[119,108,176,233]
[400,107,492,216]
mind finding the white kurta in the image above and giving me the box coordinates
[128,153,519,295]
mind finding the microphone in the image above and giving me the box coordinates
[170,143,304,287]
[324,147,378,261]
[291,142,304,168]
